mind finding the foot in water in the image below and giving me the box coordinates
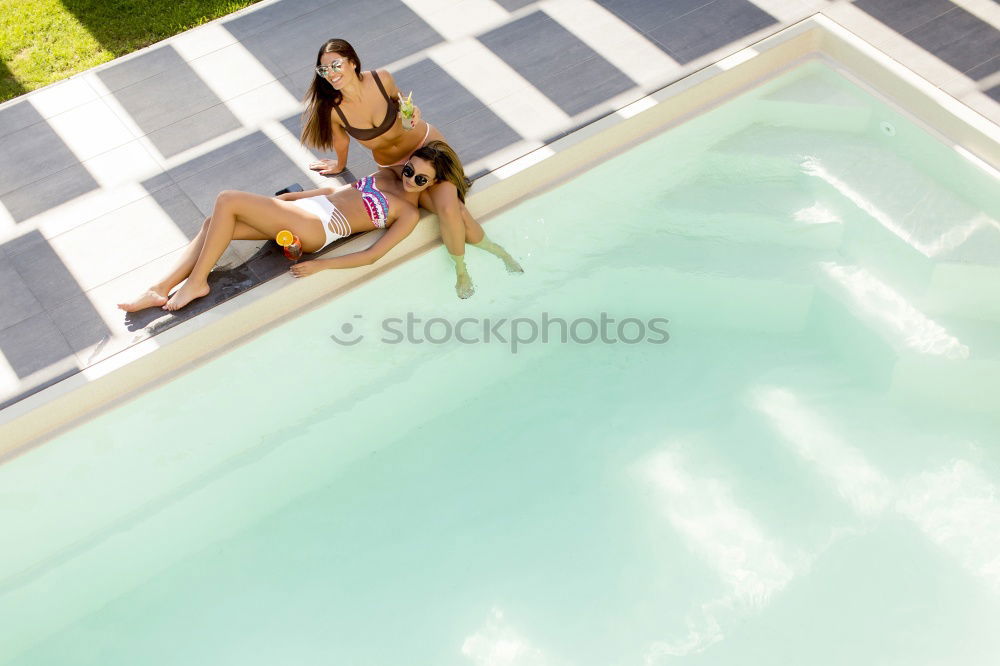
[164,281,210,311]
[456,273,474,299]
[472,236,523,274]
[118,289,168,312]
[498,252,523,274]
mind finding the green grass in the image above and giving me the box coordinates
[0,0,262,104]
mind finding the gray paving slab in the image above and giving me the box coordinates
[647,0,777,64]
[854,0,955,36]
[6,230,89,311]
[230,0,442,91]
[47,293,113,354]
[0,105,99,219]
[904,8,1000,75]
[107,47,243,157]
[0,311,75,379]
[966,55,1000,81]
[0,99,43,142]
[987,84,1000,103]
[144,184,207,240]
[164,134,317,216]
[595,0,714,35]
[0,164,103,225]
[479,11,636,115]
[438,108,527,165]
[494,0,536,10]
[0,260,44,330]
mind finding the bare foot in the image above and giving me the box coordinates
[499,253,524,274]
[456,273,474,299]
[118,289,168,312]
[164,281,210,311]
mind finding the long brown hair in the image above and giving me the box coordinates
[412,141,471,202]
[301,38,362,151]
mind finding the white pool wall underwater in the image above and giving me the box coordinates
[1,14,998,453]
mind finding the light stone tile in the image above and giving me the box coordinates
[43,98,135,162]
[431,39,570,139]
[400,0,509,40]
[487,92,570,140]
[539,0,681,88]
[172,22,240,62]
[225,79,302,128]
[949,0,1000,30]
[185,41,280,103]
[48,196,191,292]
[28,77,99,118]
[0,350,21,399]
[83,141,164,189]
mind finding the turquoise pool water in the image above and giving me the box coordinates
[2,61,999,665]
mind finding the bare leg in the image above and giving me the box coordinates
[118,215,269,312]
[165,190,328,311]
[423,182,474,298]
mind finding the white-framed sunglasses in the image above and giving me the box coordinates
[315,59,346,77]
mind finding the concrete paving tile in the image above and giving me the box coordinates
[965,55,1000,80]
[438,106,524,164]
[494,0,535,10]
[107,46,242,145]
[395,58,490,125]
[0,164,101,225]
[480,11,636,115]
[0,105,99,198]
[32,189,196,294]
[185,41,283,103]
[854,0,955,36]
[151,129,273,185]
[225,78,302,128]
[168,137,316,216]
[0,100,44,141]
[5,230,96,311]
[905,8,1000,74]
[986,83,1000,102]
[27,76,99,119]
[595,0,712,34]
[222,0,336,42]
[144,104,245,159]
[45,98,135,162]
[480,11,597,80]
[96,45,185,93]
[0,260,44,329]
[647,0,776,64]
[0,311,76,380]
[46,293,114,356]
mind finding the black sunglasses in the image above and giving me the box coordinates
[402,162,429,186]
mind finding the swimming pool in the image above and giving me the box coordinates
[2,53,999,665]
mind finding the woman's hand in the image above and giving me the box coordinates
[309,158,343,176]
[290,261,324,278]
[410,103,422,127]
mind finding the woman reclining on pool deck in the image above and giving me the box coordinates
[119,141,470,312]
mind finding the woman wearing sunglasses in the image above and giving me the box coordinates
[118,142,460,312]
[300,38,521,299]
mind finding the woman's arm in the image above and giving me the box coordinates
[276,187,334,201]
[290,206,421,276]
[309,120,351,175]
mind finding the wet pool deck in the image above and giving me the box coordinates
[0,0,998,411]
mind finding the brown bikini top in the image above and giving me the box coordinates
[332,71,399,141]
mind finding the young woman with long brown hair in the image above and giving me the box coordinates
[118,142,463,312]
[300,38,522,298]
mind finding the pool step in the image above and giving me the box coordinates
[754,68,874,133]
[809,262,1000,412]
[654,180,844,250]
[711,124,1000,323]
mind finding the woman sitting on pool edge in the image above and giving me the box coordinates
[119,141,462,312]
